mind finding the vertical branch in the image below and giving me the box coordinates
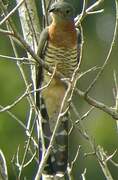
[15,0,46,178]
[16,0,41,132]
[0,150,8,180]
[113,72,118,130]
[0,0,43,177]
[41,0,49,26]
[16,0,41,45]
[16,1,54,180]
[41,0,54,26]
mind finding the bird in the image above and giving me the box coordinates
[37,1,81,177]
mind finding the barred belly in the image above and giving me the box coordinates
[42,43,77,128]
[41,44,78,174]
[44,43,78,78]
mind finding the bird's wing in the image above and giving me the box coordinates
[36,27,49,106]
[76,28,82,63]
[36,28,55,174]
[37,27,49,57]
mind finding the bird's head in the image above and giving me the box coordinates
[49,1,75,23]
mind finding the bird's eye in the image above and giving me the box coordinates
[66,9,70,14]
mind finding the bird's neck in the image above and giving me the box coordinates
[52,18,75,31]
[48,20,77,48]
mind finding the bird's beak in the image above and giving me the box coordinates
[48,7,58,13]
[49,7,55,13]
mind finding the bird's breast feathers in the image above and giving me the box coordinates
[48,22,77,48]
[43,23,78,78]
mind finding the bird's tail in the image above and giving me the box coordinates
[53,114,68,175]
[39,97,54,175]
[39,97,68,176]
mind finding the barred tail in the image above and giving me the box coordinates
[53,114,68,175]
[39,97,68,176]
[39,97,54,175]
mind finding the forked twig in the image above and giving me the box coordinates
[84,0,118,95]
[0,0,25,26]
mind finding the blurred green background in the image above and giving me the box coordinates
[0,0,118,179]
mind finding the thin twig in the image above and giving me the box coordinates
[0,3,42,178]
[0,66,57,113]
[68,146,81,180]
[113,71,118,112]
[75,0,104,27]
[85,0,118,95]
[75,107,94,124]
[87,9,104,15]
[81,168,87,180]
[0,0,25,26]
[86,0,104,13]
[113,71,118,131]
[96,146,114,180]
[76,88,118,120]
[0,54,35,64]
[0,150,8,180]
[0,105,26,129]
[0,85,32,113]
[0,28,14,36]
[74,0,87,26]
[18,116,37,178]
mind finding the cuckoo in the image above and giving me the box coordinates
[37,1,81,177]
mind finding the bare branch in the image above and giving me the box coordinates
[41,0,49,26]
[0,28,14,36]
[113,71,118,131]
[75,107,94,123]
[0,0,25,26]
[0,150,8,180]
[87,9,104,15]
[0,54,35,64]
[75,0,104,27]
[86,0,104,13]
[113,71,118,111]
[85,0,118,95]
[18,117,37,178]
[0,84,32,113]
[96,146,114,180]
[81,168,87,180]
[68,145,81,179]
[76,88,118,120]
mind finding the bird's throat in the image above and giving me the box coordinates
[48,20,77,48]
